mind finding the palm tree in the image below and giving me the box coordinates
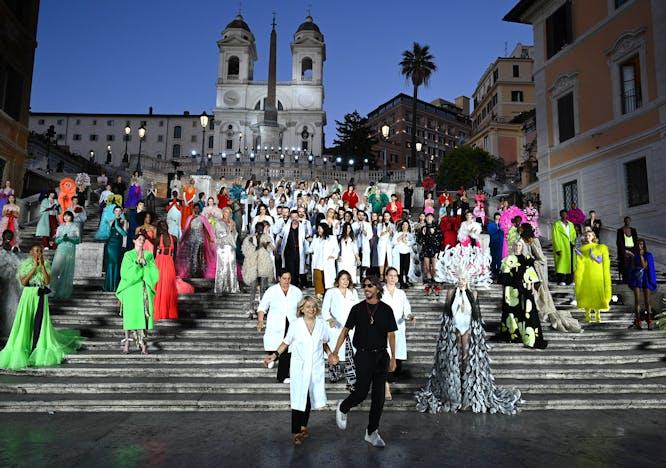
[400,42,437,175]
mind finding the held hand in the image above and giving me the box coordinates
[328,353,339,366]
[388,358,397,373]
[256,318,264,332]
[409,315,416,324]
[327,318,337,328]
[262,354,275,368]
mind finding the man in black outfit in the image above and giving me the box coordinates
[403,181,413,213]
[329,275,397,448]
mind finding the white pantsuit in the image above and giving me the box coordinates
[258,284,304,351]
[337,238,359,283]
[352,220,373,268]
[377,222,395,269]
[381,286,412,360]
[321,287,359,360]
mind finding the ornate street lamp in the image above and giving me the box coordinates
[197,111,209,175]
[122,124,131,165]
[415,141,423,185]
[381,124,390,181]
[136,125,146,174]
[89,150,95,162]
[105,144,112,164]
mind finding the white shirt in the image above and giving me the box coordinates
[258,284,304,350]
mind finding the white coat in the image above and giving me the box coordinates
[258,284,304,350]
[321,287,359,360]
[377,222,396,268]
[283,317,330,411]
[392,231,415,267]
[278,221,308,274]
[352,220,373,268]
[308,236,339,289]
[337,238,359,283]
[381,286,411,360]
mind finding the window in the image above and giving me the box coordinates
[226,139,233,150]
[483,135,489,150]
[56,134,64,140]
[107,120,114,126]
[57,119,63,125]
[562,180,578,211]
[208,135,214,149]
[625,157,649,207]
[301,57,313,80]
[159,120,164,127]
[620,55,642,114]
[513,65,519,77]
[172,144,181,158]
[173,126,182,139]
[0,61,24,121]
[546,1,573,59]
[73,134,81,141]
[38,119,45,125]
[557,92,575,142]
[157,135,163,142]
[192,121,197,128]
[141,120,147,127]
[227,56,240,76]
[92,120,97,125]
[209,120,214,131]
[302,140,309,151]
[191,135,197,143]
[106,135,114,141]
[89,134,98,141]
[511,91,524,102]
[492,69,498,84]
[75,119,80,125]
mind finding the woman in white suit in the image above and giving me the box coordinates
[377,211,395,279]
[321,270,359,387]
[382,267,414,400]
[337,222,360,283]
[307,222,339,298]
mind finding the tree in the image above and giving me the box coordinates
[400,42,437,170]
[332,111,377,169]
[436,145,504,190]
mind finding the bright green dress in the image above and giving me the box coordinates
[574,243,612,311]
[116,249,159,331]
[551,220,576,274]
[0,258,83,370]
[51,223,80,299]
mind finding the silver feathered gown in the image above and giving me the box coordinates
[415,289,522,414]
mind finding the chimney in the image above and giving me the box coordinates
[455,96,470,116]
[149,106,153,115]
[184,111,190,116]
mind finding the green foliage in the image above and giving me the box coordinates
[436,145,503,189]
[332,111,377,169]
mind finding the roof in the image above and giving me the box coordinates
[367,93,470,125]
[296,15,321,33]
[225,14,251,32]
[503,0,536,24]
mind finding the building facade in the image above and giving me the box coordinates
[28,14,327,171]
[469,43,535,175]
[505,0,666,238]
[0,0,40,195]
[366,93,471,174]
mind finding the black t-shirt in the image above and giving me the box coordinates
[345,300,398,351]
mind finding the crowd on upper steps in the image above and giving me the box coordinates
[0,171,662,446]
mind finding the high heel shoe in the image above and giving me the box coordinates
[121,340,130,354]
[633,318,642,329]
[584,309,591,323]
[594,310,601,323]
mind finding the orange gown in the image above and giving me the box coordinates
[153,235,179,320]
[181,186,196,229]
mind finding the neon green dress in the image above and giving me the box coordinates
[0,258,83,370]
[116,249,159,331]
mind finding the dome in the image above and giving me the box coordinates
[225,14,251,32]
[296,15,320,33]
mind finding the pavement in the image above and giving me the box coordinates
[0,410,664,467]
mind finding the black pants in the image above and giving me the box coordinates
[291,395,311,434]
[284,252,300,287]
[399,253,410,285]
[340,350,389,434]
[272,318,291,382]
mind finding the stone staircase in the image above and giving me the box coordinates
[1,208,665,412]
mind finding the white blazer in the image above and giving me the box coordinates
[259,284,304,350]
[352,220,373,268]
[308,236,339,289]
[321,287,359,360]
[381,286,412,360]
[283,317,330,411]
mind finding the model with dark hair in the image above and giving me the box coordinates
[628,239,657,329]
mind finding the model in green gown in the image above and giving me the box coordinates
[50,215,81,299]
[0,245,83,370]
[104,207,128,292]
[116,234,159,354]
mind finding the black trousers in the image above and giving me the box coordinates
[399,253,410,285]
[284,252,300,287]
[291,395,311,434]
[340,350,389,434]
[271,318,291,382]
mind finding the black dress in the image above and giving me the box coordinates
[498,254,548,349]
[418,222,442,258]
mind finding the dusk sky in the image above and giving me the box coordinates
[30,0,532,147]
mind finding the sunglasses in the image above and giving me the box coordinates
[362,283,375,288]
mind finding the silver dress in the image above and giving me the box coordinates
[214,220,240,294]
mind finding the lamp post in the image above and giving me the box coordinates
[381,124,390,182]
[415,141,423,185]
[123,124,131,165]
[136,125,146,175]
[105,144,112,164]
[89,150,95,163]
[197,111,209,175]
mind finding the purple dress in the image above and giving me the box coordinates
[0,188,13,215]
[126,184,142,209]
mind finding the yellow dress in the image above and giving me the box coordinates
[574,243,611,311]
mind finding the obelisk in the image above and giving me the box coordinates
[259,13,280,149]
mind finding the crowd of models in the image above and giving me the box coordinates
[0,173,661,447]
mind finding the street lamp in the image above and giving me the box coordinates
[136,125,146,174]
[123,124,131,165]
[105,144,112,164]
[89,150,95,162]
[197,111,209,175]
[222,152,227,164]
[381,124,390,182]
[415,141,423,185]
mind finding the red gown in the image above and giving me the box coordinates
[181,187,196,229]
[439,216,458,249]
[217,194,229,209]
[153,234,179,320]
[387,201,403,223]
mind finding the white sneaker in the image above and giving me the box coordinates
[283,378,291,384]
[365,429,386,448]
[336,401,347,430]
[558,282,566,286]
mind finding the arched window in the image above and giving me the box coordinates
[172,144,181,158]
[173,126,182,139]
[301,57,313,80]
[254,98,285,111]
[227,56,240,76]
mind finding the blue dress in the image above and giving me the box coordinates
[104,219,127,292]
[95,203,118,240]
[51,223,80,299]
[628,251,657,291]
[487,221,504,275]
